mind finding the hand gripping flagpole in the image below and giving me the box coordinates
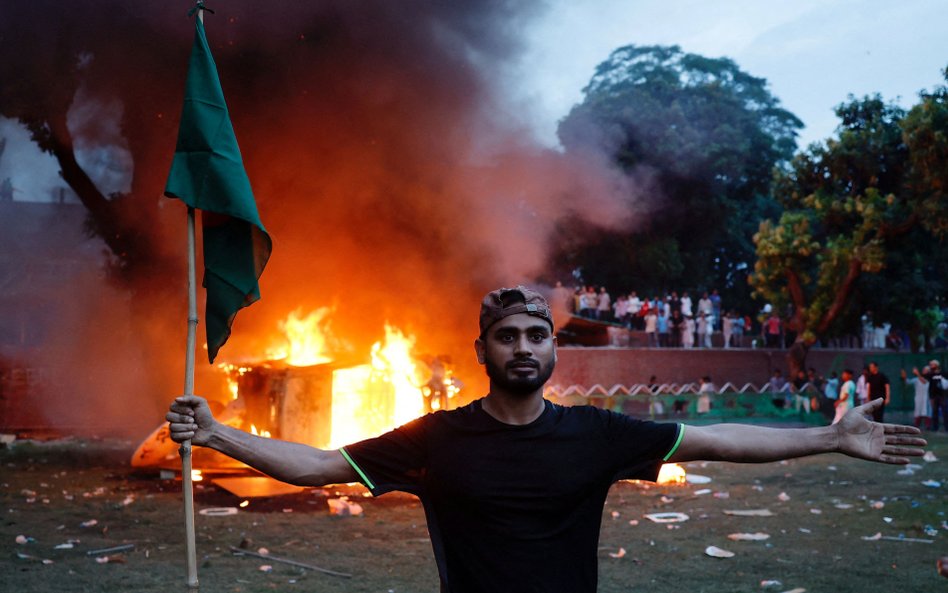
[181,204,200,590]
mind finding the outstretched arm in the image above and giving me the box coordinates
[667,399,926,464]
[166,395,358,486]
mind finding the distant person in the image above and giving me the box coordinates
[768,369,788,409]
[865,362,891,422]
[834,369,856,425]
[764,313,781,348]
[792,370,811,413]
[902,367,932,430]
[924,360,947,432]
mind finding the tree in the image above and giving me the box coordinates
[750,80,948,374]
[554,45,801,306]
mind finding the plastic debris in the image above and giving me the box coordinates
[713,491,730,499]
[704,545,735,558]
[199,507,238,516]
[923,451,938,462]
[870,501,885,509]
[644,512,689,523]
[834,503,853,509]
[921,480,942,488]
[628,519,639,526]
[16,552,53,565]
[15,535,33,544]
[259,564,273,572]
[798,528,811,534]
[760,579,782,588]
[861,532,934,544]
[610,511,620,519]
[777,492,790,501]
[781,589,806,593]
[660,495,675,504]
[608,547,626,558]
[883,517,893,523]
[727,532,770,541]
[724,509,774,517]
[327,497,364,516]
[809,509,822,515]
[686,474,712,484]
[693,488,712,496]
[924,525,938,537]
[95,555,126,564]
[80,519,98,528]
[121,495,135,506]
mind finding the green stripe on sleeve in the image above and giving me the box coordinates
[662,423,685,461]
[340,447,376,491]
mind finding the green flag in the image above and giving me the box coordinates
[165,16,271,363]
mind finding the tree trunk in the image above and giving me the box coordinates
[786,338,811,379]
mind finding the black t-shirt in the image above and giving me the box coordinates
[866,372,890,402]
[341,399,682,593]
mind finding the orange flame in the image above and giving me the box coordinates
[656,463,687,485]
[267,307,338,366]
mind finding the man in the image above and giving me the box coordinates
[926,360,947,432]
[834,369,856,425]
[167,286,926,593]
[865,362,891,422]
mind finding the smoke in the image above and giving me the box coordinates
[1,0,646,434]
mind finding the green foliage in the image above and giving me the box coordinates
[554,45,801,307]
[751,77,948,346]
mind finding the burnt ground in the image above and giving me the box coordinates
[1,433,946,593]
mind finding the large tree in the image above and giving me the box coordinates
[554,45,801,307]
[750,77,948,374]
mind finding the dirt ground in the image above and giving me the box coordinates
[2,433,946,593]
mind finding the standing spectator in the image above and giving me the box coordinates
[902,367,932,430]
[722,312,734,349]
[644,308,658,348]
[855,367,870,408]
[681,314,694,349]
[710,289,722,330]
[925,360,947,432]
[697,376,714,415]
[865,362,890,422]
[628,292,642,330]
[578,287,595,318]
[861,311,874,348]
[657,309,670,348]
[768,370,788,409]
[764,313,782,348]
[696,312,712,348]
[613,295,629,327]
[596,287,612,321]
[792,370,811,414]
[669,310,684,348]
[834,369,856,425]
[824,372,840,401]
[697,292,713,318]
[680,291,693,318]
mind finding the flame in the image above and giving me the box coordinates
[219,363,252,400]
[191,469,203,482]
[250,424,271,438]
[267,307,336,366]
[328,325,425,448]
[656,463,687,485]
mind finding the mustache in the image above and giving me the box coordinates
[506,359,539,370]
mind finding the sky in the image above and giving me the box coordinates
[509,0,948,149]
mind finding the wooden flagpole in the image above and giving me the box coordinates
[180,204,200,589]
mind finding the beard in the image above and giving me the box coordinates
[484,357,556,396]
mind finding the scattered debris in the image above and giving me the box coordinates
[685,474,712,484]
[16,552,53,565]
[258,564,273,572]
[693,488,712,496]
[728,532,770,541]
[610,511,620,519]
[861,532,934,544]
[923,451,938,463]
[198,507,239,516]
[834,503,853,510]
[781,588,806,593]
[628,519,639,526]
[229,546,352,578]
[327,497,363,516]
[883,517,893,523]
[713,491,730,499]
[924,525,938,537]
[121,495,135,506]
[798,528,811,534]
[704,545,735,558]
[777,492,790,502]
[809,509,822,515]
[921,480,942,488]
[760,579,782,588]
[608,547,626,558]
[94,555,126,564]
[870,501,885,509]
[724,509,774,517]
[87,544,135,556]
[644,512,689,523]
[15,535,33,544]
[80,519,99,528]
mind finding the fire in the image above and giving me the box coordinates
[250,424,271,438]
[656,463,687,485]
[191,469,203,482]
[266,307,337,366]
[328,325,425,448]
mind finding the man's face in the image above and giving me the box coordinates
[869,364,878,374]
[475,313,556,396]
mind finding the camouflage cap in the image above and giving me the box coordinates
[479,286,554,337]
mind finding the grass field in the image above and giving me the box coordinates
[2,431,946,593]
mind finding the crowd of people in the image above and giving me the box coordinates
[555,284,755,348]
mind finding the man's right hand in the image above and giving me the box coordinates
[166,395,218,446]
